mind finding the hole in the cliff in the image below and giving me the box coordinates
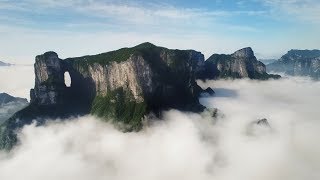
[64,71,71,87]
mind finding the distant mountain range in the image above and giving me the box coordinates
[0,61,12,66]
[0,93,28,124]
[259,59,277,65]
[267,49,320,79]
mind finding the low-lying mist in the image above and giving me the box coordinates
[0,77,320,180]
[0,65,34,100]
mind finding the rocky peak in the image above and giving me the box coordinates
[231,47,254,58]
[32,51,65,105]
[34,51,63,84]
[285,49,320,59]
[198,47,280,80]
[134,42,156,49]
[267,49,320,79]
[38,51,59,60]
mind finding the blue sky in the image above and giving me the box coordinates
[0,0,319,63]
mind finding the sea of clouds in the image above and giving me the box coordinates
[0,66,320,180]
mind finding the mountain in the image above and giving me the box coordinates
[197,47,281,80]
[0,93,28,124]
[0,42,210,150]
[259,59,277,65]
[0,61,12,66]
[267,49,320,79]
[0,93,27,105]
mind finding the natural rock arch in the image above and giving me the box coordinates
[64,71,71,87]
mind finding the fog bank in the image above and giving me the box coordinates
[0,77,319,180]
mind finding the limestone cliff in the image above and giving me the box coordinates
[0,42,206,149]
[267,49,320,79]
[197,47,280,80]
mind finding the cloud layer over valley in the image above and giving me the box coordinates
[0,76,319,180]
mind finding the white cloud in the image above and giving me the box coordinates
[0,0,264,28]
[0,0,318,61]
[0,77,320,179]
[261,0,320,24]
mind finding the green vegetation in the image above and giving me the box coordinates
[65,42,162,70]
[207,54,232,62]
[0,124,17,151]
[0,104,39,150]
[64,42,195,74]
[91,88,147,131]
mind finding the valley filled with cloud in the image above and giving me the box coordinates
[0,67,319,180]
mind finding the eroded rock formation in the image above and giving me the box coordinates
[30,43,207,121]
[197,47,281,80]
[0,43,207,149]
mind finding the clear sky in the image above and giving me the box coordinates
[0,0,319,64]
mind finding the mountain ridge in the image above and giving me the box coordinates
[0,61,12,66]
[197,47,280,80]
[0,42,208,150]
[267,49,320,79]
[0,43,282,150]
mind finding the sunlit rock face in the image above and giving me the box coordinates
[28,43,207,120]
[197,47,280,80]
[267,49,320,79]
[32,52,65,105]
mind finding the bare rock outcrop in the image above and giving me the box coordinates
[197,47,280,80]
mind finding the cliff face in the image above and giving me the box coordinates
[0,42,206,149]
[197,47,280,80]
[29,42,206,122]
[267,49,320,79]
[31,52,66,105]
